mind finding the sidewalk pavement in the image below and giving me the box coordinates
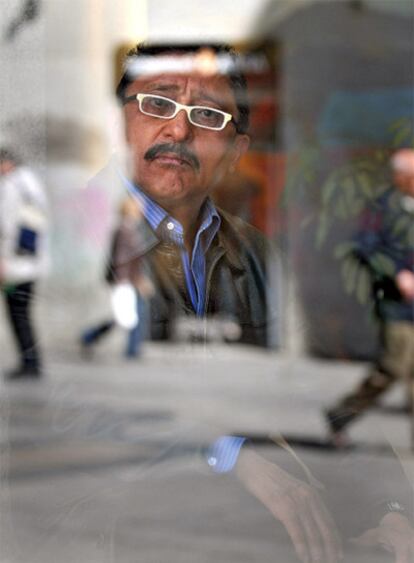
[0,341,413,562]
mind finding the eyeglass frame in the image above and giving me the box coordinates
[122,92,238,132]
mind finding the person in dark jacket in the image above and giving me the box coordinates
[326,148,414,442]
[115,43,272,348]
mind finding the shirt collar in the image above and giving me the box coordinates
[120,172,167,232]
[119,171,221,250]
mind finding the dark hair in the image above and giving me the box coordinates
[116,43,250,134]
[0,147,18,164]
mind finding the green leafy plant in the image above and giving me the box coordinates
[284,116,414,306]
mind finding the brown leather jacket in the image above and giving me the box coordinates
[135,208,272,347]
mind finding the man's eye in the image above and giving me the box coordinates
[142,96,175,116]
[192,107,223,127]
[150,97,169,108]
[199,109,215,118]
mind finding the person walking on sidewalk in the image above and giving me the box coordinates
[0,148,49,379]
[326,148,414,444]
[80,196,152,358]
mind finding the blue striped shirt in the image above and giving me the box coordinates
[207,436,246,473]
[121,175,221,315]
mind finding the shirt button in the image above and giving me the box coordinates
[166,222,175,231]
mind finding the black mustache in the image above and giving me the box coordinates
[144,143,200,171]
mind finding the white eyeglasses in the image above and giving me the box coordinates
[123,93,235,131]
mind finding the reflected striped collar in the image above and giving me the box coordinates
[120,174,220,248]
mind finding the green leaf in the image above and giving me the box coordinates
[355,171,374,199]
[389,117,407,131]
[343,177,356,207]
[370,253,396,277]
[356,267,371,304]
[299,212,315,230]
[392,126,412,148]
[316,213,330,248]
[392,216,411,238]
[342,257,358,294]
[321,177,338,205]
[406,223,414,246]
[374,150,387,163]
[334,241,357,259]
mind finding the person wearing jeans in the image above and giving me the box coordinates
[0,148,48,379]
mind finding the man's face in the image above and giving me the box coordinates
[394,170,414,197]
[123,58,249,212]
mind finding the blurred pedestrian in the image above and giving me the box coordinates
[326,148,414,445]
[80,196,152,358]
[0,148,48,379]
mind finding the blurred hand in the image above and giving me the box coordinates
[236,449,343,563]
[396,270,414,301]
[351,512,414,563]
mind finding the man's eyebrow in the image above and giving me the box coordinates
[143,82,180,93]
[142,82,230,109]
[195,93,228,109]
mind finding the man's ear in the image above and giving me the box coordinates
[229,134,250,169]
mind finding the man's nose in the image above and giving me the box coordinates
[163,108,194,142]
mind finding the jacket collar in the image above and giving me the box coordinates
[136,217,161,255]
[134,201,246,274]
[215,209,245,272]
